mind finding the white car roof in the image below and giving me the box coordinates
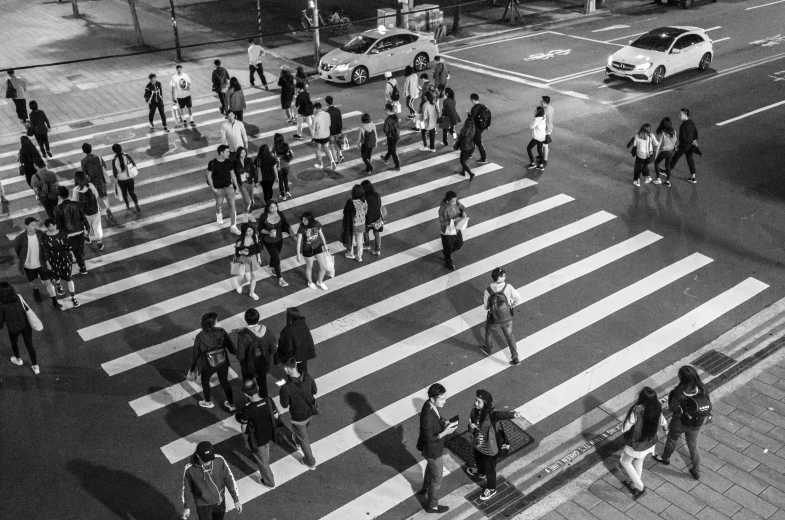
[360,27,426,38]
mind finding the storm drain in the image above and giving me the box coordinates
[446,419,534,468]
[693,349,737,376]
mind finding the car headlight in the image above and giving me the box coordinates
[607,55,613,66]
[334,63,350,71]
[635,62,653,71]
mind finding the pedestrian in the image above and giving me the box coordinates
[220,111,248,155]
[438,190,467,271]
[248,38,269,89]
[526,106,547,170]
[469,93,490,164]
[42,218,79,309]
[361,180,383,256]
[653,365,711,480]
[17,136,41,188]
[419,93,438,152]
[654,117,676,187]
[1,180,7,204]
[627,123,658,187]
[454,117,476,181]
[295,212,330,291]
[441,88,460,146]
[13,217,55,303]
[54,186,89,275]
[620,387,667,498]
[273,133,293,200]
[187,312,237,410]
[325,96,345,166]
[0,281,39,375]
[416,383,458,514]
[404,66,419,121]
[79,143,113,219]
[418,74,436,112]
[110,144,141,213]
[5,70,28,124]
[144,73,169,132]
[207,145,241,235]
[170,65,195,127]
[279,356,318,469]
[466,389,521,501]
[232,146,256,223]
[27,101,52,158]
[181,441,242,519]
[342,184,368,262]
[540,96,554,165]
[380,103,401,170]
[670,108,699,184]
[357,113,377,175]
[30,157,60,218]
[432,55,449,98]
[295,66,310,90]
[235,379,277,488]
[278,66,296,124]
[72,170,104,252]
[311,102,334,169]
[236,309,278,398]
[384,71,400,113]
[233,222,264,301]
[293,82,314,140]
[225,77,247,122]
[480,267,522,365]
[254,144,278,205]
[258,199,294,287]
[276,307,317,373]
[212,59,230,115]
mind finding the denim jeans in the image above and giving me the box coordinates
[654,149,675,181]
[474,449,498,489]
[670,144,696,175]
[485,320,518,361]
[422,456,444,509]
[633,156,651,181]
[249,440,275,487]
[661,417,701,471]
[291,417,316,467]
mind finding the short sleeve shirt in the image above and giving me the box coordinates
[208,159,233,189]
[236,399,274,446]
[170,73,192,99]
[297,222,323,252]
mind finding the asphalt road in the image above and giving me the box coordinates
[1,0,784,518]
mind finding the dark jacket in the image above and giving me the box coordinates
[455,121,476,153]
[668,384,708,426]
[442,98,461,127]
[255,153,278,183]
[211,67,230,92]
[276,319,316,364]
[340,198,358,246]
[19,146,40,176]
[144,81,165,103]
[234,233,263,258]
[383,114,399,140]
[14,230,46,274]
[28,109,50,135]
[438,200,466,234]
[258,210,291,244]
[678,119,698,147]
[0,296,31,334]
[280,372,318,422]
[236,325,277,379]
[469,408,516,456]
[295,91,313,116]
[278,73,295,107]
[54,200,89,235]
[365,191,382,226]
[189,328,236,372]
[181,454,239,510]
[416,402,447,459]
[326,105,343,135]
[31,167,60,202]
[470,103,490,131]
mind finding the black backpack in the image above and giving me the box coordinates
[78,188,99,215]
[475,104,492,131]
[680,391,712,427]
[389,81,400,102]
[487,284,513,325]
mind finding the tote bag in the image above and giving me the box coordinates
[323,250,335,278]
[18,295,43,332]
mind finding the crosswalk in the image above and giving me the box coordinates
[0,85,768,518]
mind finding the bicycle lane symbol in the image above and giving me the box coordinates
[524,49,572,61]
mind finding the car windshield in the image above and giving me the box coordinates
[341,35,378,54]
[630,32,676,52]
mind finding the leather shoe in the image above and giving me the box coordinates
[417,488,427,496]
[426,505,449,514]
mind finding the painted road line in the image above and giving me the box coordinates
[80,171,523,340]
[598,80,626,89]
[443,31,551,55]
[712,37,731,43]
[519,277,768,424]
[104,194,565,377]
[592,24,630,33]
[746,0,785,9]
[550,31,625,47]
[605,32,646,43]
[444,55,549,82]
[716,100,785,126]
[547,67,606,85]
[704,26,722,32]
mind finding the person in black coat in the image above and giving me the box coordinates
[416,383,458,514]
[361,180,383,255]
[17,136,41,188]
[275,307,316,373]
[278,67,296,123]
[0,281,39,374]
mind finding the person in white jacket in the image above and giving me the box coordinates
[526,106,547,171]
[403,66,420,121]
[419,93,438,152]
[221,112,248,154]
[310,103,335,169]
[71,171,104,251]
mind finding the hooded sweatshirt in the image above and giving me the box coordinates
[483,281,522,310]
[190,328,236,372]
[182,454,239,510]
[276,319,316,364]
[530,116,547,142]
[236,324,277,378]
[357,122,377,149]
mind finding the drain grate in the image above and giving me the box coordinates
[446,419,534,468]
[69,121,94,130]
[693,349,737,376]
[465,477,525,517]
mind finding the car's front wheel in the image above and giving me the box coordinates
[651,66,666,85]
[413,53,429,72]
[351,66,369,85]
[698,52,712,71]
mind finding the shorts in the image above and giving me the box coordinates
[302,245,324,258]
[544,134,553,144]
[24,267,51,282]
[177,96,193,109]
[314,137,330,145]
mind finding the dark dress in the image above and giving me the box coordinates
[42,230,73,281]
[278,73,295,109]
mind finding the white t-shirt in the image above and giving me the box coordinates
[170,73,192,99]
[248,44,265,65]
[25,234,41,269]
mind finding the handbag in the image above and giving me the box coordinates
[266,398,297,449]
[341,134,350,151]
[393,101,401,114]
[18,295,43,332]
[323,250,335,278]
[371,217,384,230]
[205,346,228,368]
[5,79,17,99]
[230,255,246,276]
[454,216,469,231]
[415,116,424,130]
[126,155,139,178]
[438,115,451,130]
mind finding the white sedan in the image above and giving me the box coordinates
[605,26,713,84]
[318,26,439,85]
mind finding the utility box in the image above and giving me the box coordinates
[377,8,397,29]
[407,3,443,32]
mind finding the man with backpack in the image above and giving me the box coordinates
[381,103,401,170]
[325,96,345,165]
[212,59,231,115]
[235,379,277,488]
[30,158,59,218]
[236,308,277,399]
[469,93,491,164]
[384,72,400,113]
[480,267,522,365]
[54,186,90,275]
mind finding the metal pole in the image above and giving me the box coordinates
[313,0,321,66]
[71,0,80,17]
[257,0,262,43]
[127,0,146,47]
[168,0,183,61]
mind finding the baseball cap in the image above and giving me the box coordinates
[384,71,392,78]
[24,217,38,225]
[195,441,215,462]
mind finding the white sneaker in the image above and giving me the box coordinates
[345,252,356,259]
[419,146,430,152]
[250,292,259,301]
[317,282,328,291]
[246,213,257,223]
[224,401,236,412]
[653,178,662,185]
[31,365,40,375]
[308,282,317,290]
[633,180,640,187]
[216,211,224,224]
[199,400,215,408]
[230,225,241,235]
[235,279,243,294]
[279,278,289,287]
[10,356,23,366]
[645,177,653,184]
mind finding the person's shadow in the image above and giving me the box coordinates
[66,459,179,519]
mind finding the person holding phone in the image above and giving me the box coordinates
[416,383,458,514]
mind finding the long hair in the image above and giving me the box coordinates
[111,143,126,171]
[296,66,307,82]
[257,144,275,167]
[234,146,247,169]
[676,365,705,395]
[637,124,651,138]
[237,222,258,247]
[201,312,218,332]
[404,65,414,77]
[475,398,491,425]
[229,77,241,92]
[461,116,476,141]
[445,87,455,100]
[300,211,316,228]
[286,307,303,325]
[263,199,278,216]
[351,184,365,200]
[361,179,375,197]
[535,106,545,118]
[625,387,661,442]
[656,117,675,139]
[0,281,18,305]
[273,133,288,156]
[74,170,89,189]
[20,136,37,155]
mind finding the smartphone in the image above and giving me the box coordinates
[448,415,459,425]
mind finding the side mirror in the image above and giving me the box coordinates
[671,48,681,54]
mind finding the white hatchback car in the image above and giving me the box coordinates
[318,26,439,85]
[606,26,713,84]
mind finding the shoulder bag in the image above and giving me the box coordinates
[126,155,139,178]
[6,79,17,99]
[267,397,297,449]
[204,330,229,368]
[18,295,43,332]
[230,254,246,276]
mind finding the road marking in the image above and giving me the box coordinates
[750,34,785,47]
[443,31,556,55]
[444,55,549,82]
[547,67,606,84]
[592,24,630,32]
[524,49,572,61]
[704,26,722,32]
[550,31,625,47]
[712,37,731,43]
[747,0,785,8]
[598,80,627,89]
[716,100,785,126]
[605,32,646,42]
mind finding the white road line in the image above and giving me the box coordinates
[746,0,785,9]
[547,67,605,85]
[103,194,565,377]
[550,31,625,47]
[605,32,646,42]
[443,31,554,54]
[704,26,722,32]
[712,37,731,43]
[716,100,785,126]
[227,252,711,508]
[598,80,626,89]
[444,55,549,82]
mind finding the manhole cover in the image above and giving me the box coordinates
[693,349,737,376]
[446,419,534,468]
[69,121,94,129]
[298,170,325,182]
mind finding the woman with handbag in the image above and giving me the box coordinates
[295,212,330,291]
[0,281,40,374]
[110,144,141,213]
[255,144,278,205]
[620,386,667,498]
[465,390,520,501]
[17,135,41,188]
[440,88,461,147]
[233,146,257,223]
[258,199,294,287]
[627,123,659,187]
[188,312,237,410]
[341,185,367,262]
[454,117,476,181]
[361,180,383,256]
[72,171,104,252]
[233,222,264,300]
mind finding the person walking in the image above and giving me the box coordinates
[311,102,334,169]
[233,146,256,223]
[469,93,490,164]
[295,66,310,91]
[54,186,89,275]
[540,96,554,165]
[170,65,195,127]
[404,66,420,121]
[233,222,264,300]
[620,387,667,498]
[654,117,676,187]
[211,60,231,115]
[361,180,383,256]
[466,389,521,501]
[293,83,314,140]
[235,379,277,488]
[432,56,449,99]
[439,190,467,271]
[27,101,52,158]
[17,136,41,188]
[419,93,438,152]
[248,39,269,89]
[278,66,296,124]
[30,158,59,218]
[416,383,458,514]
[110,144,141,213]
[0,282,39,374]
[480,267,522,365]
[670,108,700,184]
[6,70,28,124]
[628,124,658,187]
[273,133,293,200]
[357,113,377,175]
[255,144,278,205]
[653,365,711,480]
[72,171,104,252]
[526,106,547,171]
[144,73,169,132]
[380,103,401,170]
[79,143,113,219]
[13,217,55,303]
[225,77,247,122]
[441,88,460,147]
[1,178,7,204]
[207,145,241,235]
[220,111,248,156]
[188,312,237,410]
[258,199,294,287]
[418,74,437,113]
[295,212,330,291]
[454,117,476,181]
[42,218,79,309]
[276,307,317,373]
[384,72,400,113]
[325,96,345,166]
[236,308,278,397]
[280,357,318,469]
[181,441,242,519]
[342,185,368,262]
